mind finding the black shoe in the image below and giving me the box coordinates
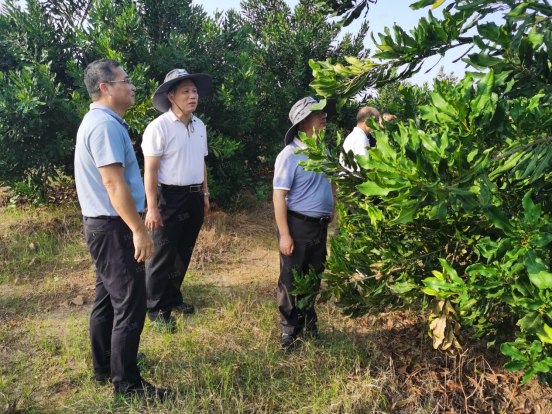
[152,316,177,333]
[94,372,111,385]
[173,302,195,315]
[281,333,298,351]
[115,379,172,401]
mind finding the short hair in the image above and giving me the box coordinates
[167,78,197,96]
[356,106,380,125]
[84,59,121,101]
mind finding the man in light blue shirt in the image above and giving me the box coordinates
[273,140,333,217]
[74,59,170,400]
[273,96,336,351]
[75,103,145,217]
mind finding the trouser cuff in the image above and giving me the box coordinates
[280,325,299,335]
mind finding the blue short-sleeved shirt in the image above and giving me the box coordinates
[74,103,145,217]
[273,138,333,217]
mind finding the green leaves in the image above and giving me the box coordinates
[524,250,552,290]
[519,312,544,335]
[522,190,541,225]
[501,343,528,363]
[482,205,515,236]
[389,202,418,225]
[308,0,552,390]
[357,181,392,196]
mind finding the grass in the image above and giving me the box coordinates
[0,204,88,285]
[0,285,385,412]
[1,202,551,413]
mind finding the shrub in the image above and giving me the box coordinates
[305,0,552,386]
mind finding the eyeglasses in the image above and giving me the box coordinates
[105,78,133,85]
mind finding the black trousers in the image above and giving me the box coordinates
[83,217,146,391]
[146,186,204,322]
[277,213,328,335]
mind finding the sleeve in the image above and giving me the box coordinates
[88,121,126,168]
[141,122,165,157]
[273,150,295,191]
[352,133,370,156]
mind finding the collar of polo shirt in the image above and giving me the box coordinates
[168,108,194,124]
[293,137,307,149]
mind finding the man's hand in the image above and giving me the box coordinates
[279,234,294,256]
[204,196,210,214]
[145,207,163,232]
[133,227,154,262]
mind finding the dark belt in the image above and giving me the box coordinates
[159,183,203,193]
[83,215,122,221]
[288,210,332,224]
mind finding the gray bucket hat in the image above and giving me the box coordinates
[284,97,337,145]
[152,69,212,112]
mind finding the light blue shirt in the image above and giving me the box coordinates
[74,103,145,217]
[273,138,333,217]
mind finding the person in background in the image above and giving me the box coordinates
[141,69,212,331]
[273,96,337,351]
[74,59,171,400]
[339,106,380,171]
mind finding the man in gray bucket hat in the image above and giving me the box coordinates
[141,69,212,331]
[273,96,337,351]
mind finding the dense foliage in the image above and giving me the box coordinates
[302,0,552,386]
[0,0,367,203]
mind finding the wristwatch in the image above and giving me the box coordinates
[203,191,210,197]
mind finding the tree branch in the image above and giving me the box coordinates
[491,136,552,162]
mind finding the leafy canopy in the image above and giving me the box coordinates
[303,0,552,387]
[0,0,368,204]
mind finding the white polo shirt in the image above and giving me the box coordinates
[142,109,208,185]
[339,127,370,172]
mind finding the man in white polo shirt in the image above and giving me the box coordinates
[339,106,380,171]
[141,69,212,329]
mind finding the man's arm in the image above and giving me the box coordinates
[203,161,210,214]
[144,156,163,232]
[273,189,293,256]
[98,163,153,262]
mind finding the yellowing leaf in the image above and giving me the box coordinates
[432,0,445,8]
[430,316,447,349]
[444,300,456,315]
[431,270,444,281]
[537,323,552,344]
[441,324,454,350]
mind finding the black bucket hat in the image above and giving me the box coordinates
[284,97,337,145]
[152,69,212,112]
